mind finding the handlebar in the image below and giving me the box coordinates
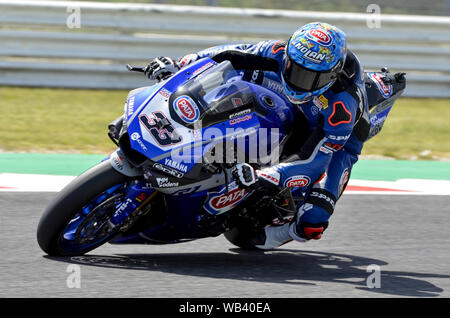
[126,64,146,73]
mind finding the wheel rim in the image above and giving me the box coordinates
[57,183,128,254]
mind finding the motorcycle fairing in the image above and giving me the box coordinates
[110,60,298,244]
[125,59,295,182]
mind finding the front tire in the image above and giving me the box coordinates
[37,160,131,256]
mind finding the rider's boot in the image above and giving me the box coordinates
[253,223,302,250]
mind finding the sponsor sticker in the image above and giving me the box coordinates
[135,192,147,203]
[192,62,214,76]
[313,94,329,110]
[310,190,336,209]
[164,158,188,173]
[319,95,328,109]
[127,96,135,117]
[130,132,140,141]
[178,53,197,68]
[152,163,184,178]
[155,177,179,188]
[256,169,280,185]
[320,146,333,154]
[171,185,201,196]
[328,133,350,141]
[339,168,350,196]
[322,142,343,153]
[204,184,248,215]
[173,95,200,124]
[159,88,171,99]
[294,42,326,63]
[111,155,123,171]
[369,72,392,98]
[130,132,148,152]
[229,114,252,125]
[229,108,251,119]
[231,98,244,107]
[284,175,311,188]
[251,70,261,83]
[113,198,133,218]
[306,29,333,46]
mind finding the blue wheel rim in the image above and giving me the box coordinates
[58,184,127,254]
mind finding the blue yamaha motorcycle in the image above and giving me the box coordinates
[37,58,405,256]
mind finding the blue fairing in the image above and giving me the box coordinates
[111,58,296,244]
[125,58,293,171]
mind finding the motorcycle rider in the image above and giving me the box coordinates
[143,22,372,249]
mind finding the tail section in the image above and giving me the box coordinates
[365,69,406,140]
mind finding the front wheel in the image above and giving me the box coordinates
[37,160,131,256]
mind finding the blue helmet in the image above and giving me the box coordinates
[281,22,347,104]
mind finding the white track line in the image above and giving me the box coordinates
[0,173,75,192]
[0,173,449,195]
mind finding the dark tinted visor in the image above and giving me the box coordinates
[282,54,340,93]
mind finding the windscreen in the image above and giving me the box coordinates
[172,61,255,126]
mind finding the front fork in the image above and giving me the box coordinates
[109,179,156,231]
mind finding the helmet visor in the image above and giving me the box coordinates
[282,54,340,93]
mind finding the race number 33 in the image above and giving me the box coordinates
[139,111,182,146]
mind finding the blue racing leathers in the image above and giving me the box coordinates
[177,40,371,241]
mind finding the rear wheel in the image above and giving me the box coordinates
[37,160,131,256]
[223,226,263,250]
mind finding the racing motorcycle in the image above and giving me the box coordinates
[37,58,405,256]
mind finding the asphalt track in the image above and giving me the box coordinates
[1,192,450,298]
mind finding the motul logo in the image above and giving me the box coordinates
[307,29,332,46]
[210,188,247,210]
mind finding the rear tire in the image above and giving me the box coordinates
[37,160,130,256]
[223,226,261,250]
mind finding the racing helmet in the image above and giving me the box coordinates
[281,22,347,104]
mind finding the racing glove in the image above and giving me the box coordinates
[232,163,280,191]
[144,56,179,81]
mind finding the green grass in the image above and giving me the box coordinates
[1,87,449,159]
[0,87,124,154]
[362,98,450,160]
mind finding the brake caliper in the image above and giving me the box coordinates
[109,179,156,231]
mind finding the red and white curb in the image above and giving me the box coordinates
[0,173,449,195]
[345,179,450,195]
